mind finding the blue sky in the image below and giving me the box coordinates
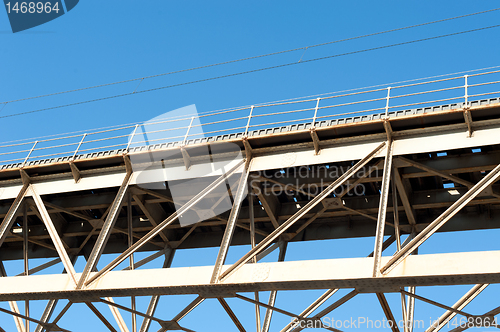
[1,1,500,331]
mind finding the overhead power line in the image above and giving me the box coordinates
[1,22,499,120]
[1,7,498,107]
[1,63,500,145]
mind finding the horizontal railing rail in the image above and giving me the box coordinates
[1,69,500,167]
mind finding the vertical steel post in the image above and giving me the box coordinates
[249,190,261,332]
[373,139,394,277]
[139,249,175,332]
[128,192,136,332]
[385,87,391,118]
[244,106,254,136]
[392,170,401,251]
[183,116,195,145]
[72,133,87,160]
[464,75,469,107]
[22,141,38,167]
[312,98,321,127]
[22,203,29,332]
[126,124,139,152]
[261,242,287,332]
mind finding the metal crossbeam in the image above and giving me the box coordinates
[2,250,498,301]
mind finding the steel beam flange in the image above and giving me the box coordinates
[198,291,236,299]
[356,286,401,293]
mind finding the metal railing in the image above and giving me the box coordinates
[1,69,500,167]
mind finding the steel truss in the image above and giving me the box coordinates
[0,102,500,331]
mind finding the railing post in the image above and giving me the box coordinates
[22,141,38,167]
[126,124,139,152]
[244,105,254,136]
[384,87,391,118]
[183,116,195,145]
[464,75,469,107]
[312,98,321,127]
[72,133,87,160]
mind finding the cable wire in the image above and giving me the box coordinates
[1,64,500,145]
[1,23,499,120]
[0,7,498,106]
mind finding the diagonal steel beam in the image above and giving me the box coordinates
[80,251,130,332]
[376,293,400,332]
[262,241,287,332]
[104,297,130,332]
[425,284,488,332]
[122,248,169,271]
[0,305,70,332]
[99,298,195,332]
[373,140,393,277]
[339,159,384,198]
[75,203,113,255]
[47,301,72,329]
[34,299,58,332]
[211,161,251,283]
[171,296,204,322]
[252,183,280,229]
[78,170,133,289]
[218,298,246,332]
[235,294,303,319]
[400,290,471,317]
[381,162,500,274]
[0,261,26,332]
[393,167,416,226]
[30,185,78,285]
[397,156,474,188]
[139,249,175,332]
[280,289,338,332]
[220,142,386,281]
[86,302,119,332]
[34,256,78,332]
[84,159,245,287]
[132,195,171,245]
[283,236,395,332]
[0,183,29,248]
[17,258,61,276]
[292,290,358,332]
